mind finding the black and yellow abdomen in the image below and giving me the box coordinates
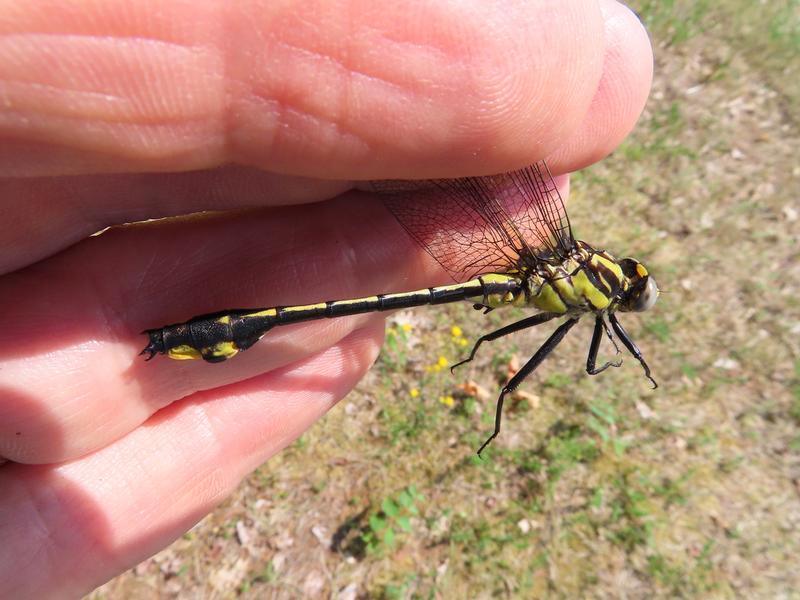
[141,274,525,363]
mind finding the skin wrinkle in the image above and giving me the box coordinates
[64,182,105,238]
[364,23,454,73]
[232,89,279,154]
[219,4,236,163]
[126,249,220,345]
[0,34,223,117]
[0,434,27,462]
[275,102,370,161]
[599,47,634,118]
[248,36,421,159]
[341,14,354,148]
[0,1,220,42]
[277,214,304,297]
[336,218,370,291]
[268,22,464,92]
[129,243,164,311]
[373,3,507,68]
[93,276,133,359]
[0,33,228,165]
[0,112,224,163]
[0,80,129,113]
[261,40,359,143]
[15,477,63,583]
[0,140,137,177]
[243,5,588,170]
[0,109,204,133]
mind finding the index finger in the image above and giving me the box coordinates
[1,0,608,179]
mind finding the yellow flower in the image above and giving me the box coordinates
[401,323,413,332]
[437,356,449,368]
[439,395,455,407]
[409,388,420,398]
[451,325,463,338]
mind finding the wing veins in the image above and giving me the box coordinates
[370,161,575,282]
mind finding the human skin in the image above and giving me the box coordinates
[0,0,652,596]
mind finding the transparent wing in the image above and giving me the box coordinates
[369,161,574,282]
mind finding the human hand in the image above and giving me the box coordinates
[0,1,652,595]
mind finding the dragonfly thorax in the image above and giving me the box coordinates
[521,241,657,317]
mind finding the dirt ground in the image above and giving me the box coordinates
[92,1,800,598]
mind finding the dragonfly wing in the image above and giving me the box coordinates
[369,161,574,282]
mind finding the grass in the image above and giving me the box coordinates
[93,1,800,597]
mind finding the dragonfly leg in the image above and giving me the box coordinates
[586,316,623,375]
[451,312,559,374]
[477,317,580,456]
[608,313,658,389]
[601,315,622,355]
[472,304,495,314]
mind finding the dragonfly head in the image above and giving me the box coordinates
[618,258,658,313]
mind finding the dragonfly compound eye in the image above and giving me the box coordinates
[618,258,658,313]
[630,275,659,312]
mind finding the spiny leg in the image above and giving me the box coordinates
[451,312,559,374]
[477,317,580,457]
[608,313,658,389]
[600,315,622,356]
[586,316,623,375]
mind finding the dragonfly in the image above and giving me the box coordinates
[141,161,659,455]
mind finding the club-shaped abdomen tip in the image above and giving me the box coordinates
[140,328,164,360]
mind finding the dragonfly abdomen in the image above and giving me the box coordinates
[141,275,524,363]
